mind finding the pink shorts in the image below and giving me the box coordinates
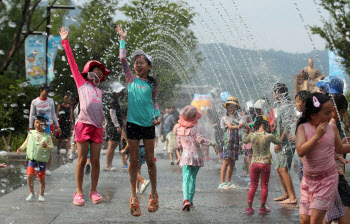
[299,169,338,216]
[74,122,103,144]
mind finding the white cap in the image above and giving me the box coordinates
[254,99,267,110]
[111,81,125,94]
[132,50,153,65]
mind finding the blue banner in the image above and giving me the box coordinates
[25,36,47,85]
[47,35,62,83]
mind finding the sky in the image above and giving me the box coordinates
[72,0,329,54]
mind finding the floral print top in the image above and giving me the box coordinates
[175,125,212,167]
[243,132,281,164]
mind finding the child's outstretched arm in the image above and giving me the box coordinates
[268,133,282,145]
[116,25,135,85]
[195,127,218,154]
[296,122,327,157]
[59,26,85,88]
[17,133,30,154]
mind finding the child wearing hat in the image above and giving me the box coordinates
[218,97,244,190]
[243,115,281,215]
[17,115,54,202]
[175,105,218,211]
[60,26,110,206]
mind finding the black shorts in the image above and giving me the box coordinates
[106,125,121,142]
[126,122,155,140]
[338,175,350,207]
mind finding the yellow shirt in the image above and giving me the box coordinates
[243,132,281,164]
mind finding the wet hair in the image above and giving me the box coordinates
[133,55,157,87]
[295,90,310,103]
[273,83,289,97]
[296,92,331,131]
[254,116,269,131]
[333,93,348,111]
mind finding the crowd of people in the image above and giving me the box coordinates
[2,25,348,223]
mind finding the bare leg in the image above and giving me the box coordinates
[300,214,311,224]
[65,138,71,157]
[89,142,102,193]
[310,208,327,224]
[57,139,62,157]
[176,149,181,162]
[274,168,289,201]
[121,154,127,166]
[75,142,89,194]
[105,140,118,169]
[169,153,173,163]
[338,206,350,224]
[279,167,297,203]
[144,139,157,199]
[220,159,228,184]
[39,178,45,196]
[27,175,34,194]
[225,158,235,183]
[128,139,140,204]
[136,164,145,189]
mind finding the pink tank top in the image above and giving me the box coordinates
[302,122,336,175]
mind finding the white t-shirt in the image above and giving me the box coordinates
[29,97,58,129]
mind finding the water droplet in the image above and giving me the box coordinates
[48,92,55,97]
[61,56,66,61]
[8,21,16,28]
[0,50,4,55]
[74,44,79,49]
[23,109,29,114]
[53,14,59,18]
[43,32,48,36]
[23,115,29,119]
[3,104,7,107]
[10,103,18,107]
[47,24,52,29]
[17,93,25,96]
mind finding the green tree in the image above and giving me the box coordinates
[117,0,202,106]
[310,0,350,75]
[0,0,71,76]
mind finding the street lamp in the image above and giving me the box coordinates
[45,5,75,84]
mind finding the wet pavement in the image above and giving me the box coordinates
[0,142,302,224]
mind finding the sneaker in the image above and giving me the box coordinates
[26,194,34,201]
[140,179,150,194]
[170,161,174,165]
[121,164,128,169]
[73,192,85,206]
[259,207,270,215]
[68,154,74,160]
[190,202,194,208]
[136,188,140,194]
[218,183,227,189]
[85,164,91,175]
[46,170,51,176]
[38,195,45,202]
[182,199,191,211]
[245,207,254,215]
[90,191,104,204]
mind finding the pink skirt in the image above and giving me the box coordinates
[299,169,338,216]
[74,122,103,144]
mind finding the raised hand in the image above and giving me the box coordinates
[59,26,69,40]
[116,25,127,41]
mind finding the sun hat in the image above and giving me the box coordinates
[81,60,110,82]
[132,50,153,65]
[223,97,240,108]
[111,82,125,94]
[254,99,267,110]
[315,76,344,94]
[178,105,202,128]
